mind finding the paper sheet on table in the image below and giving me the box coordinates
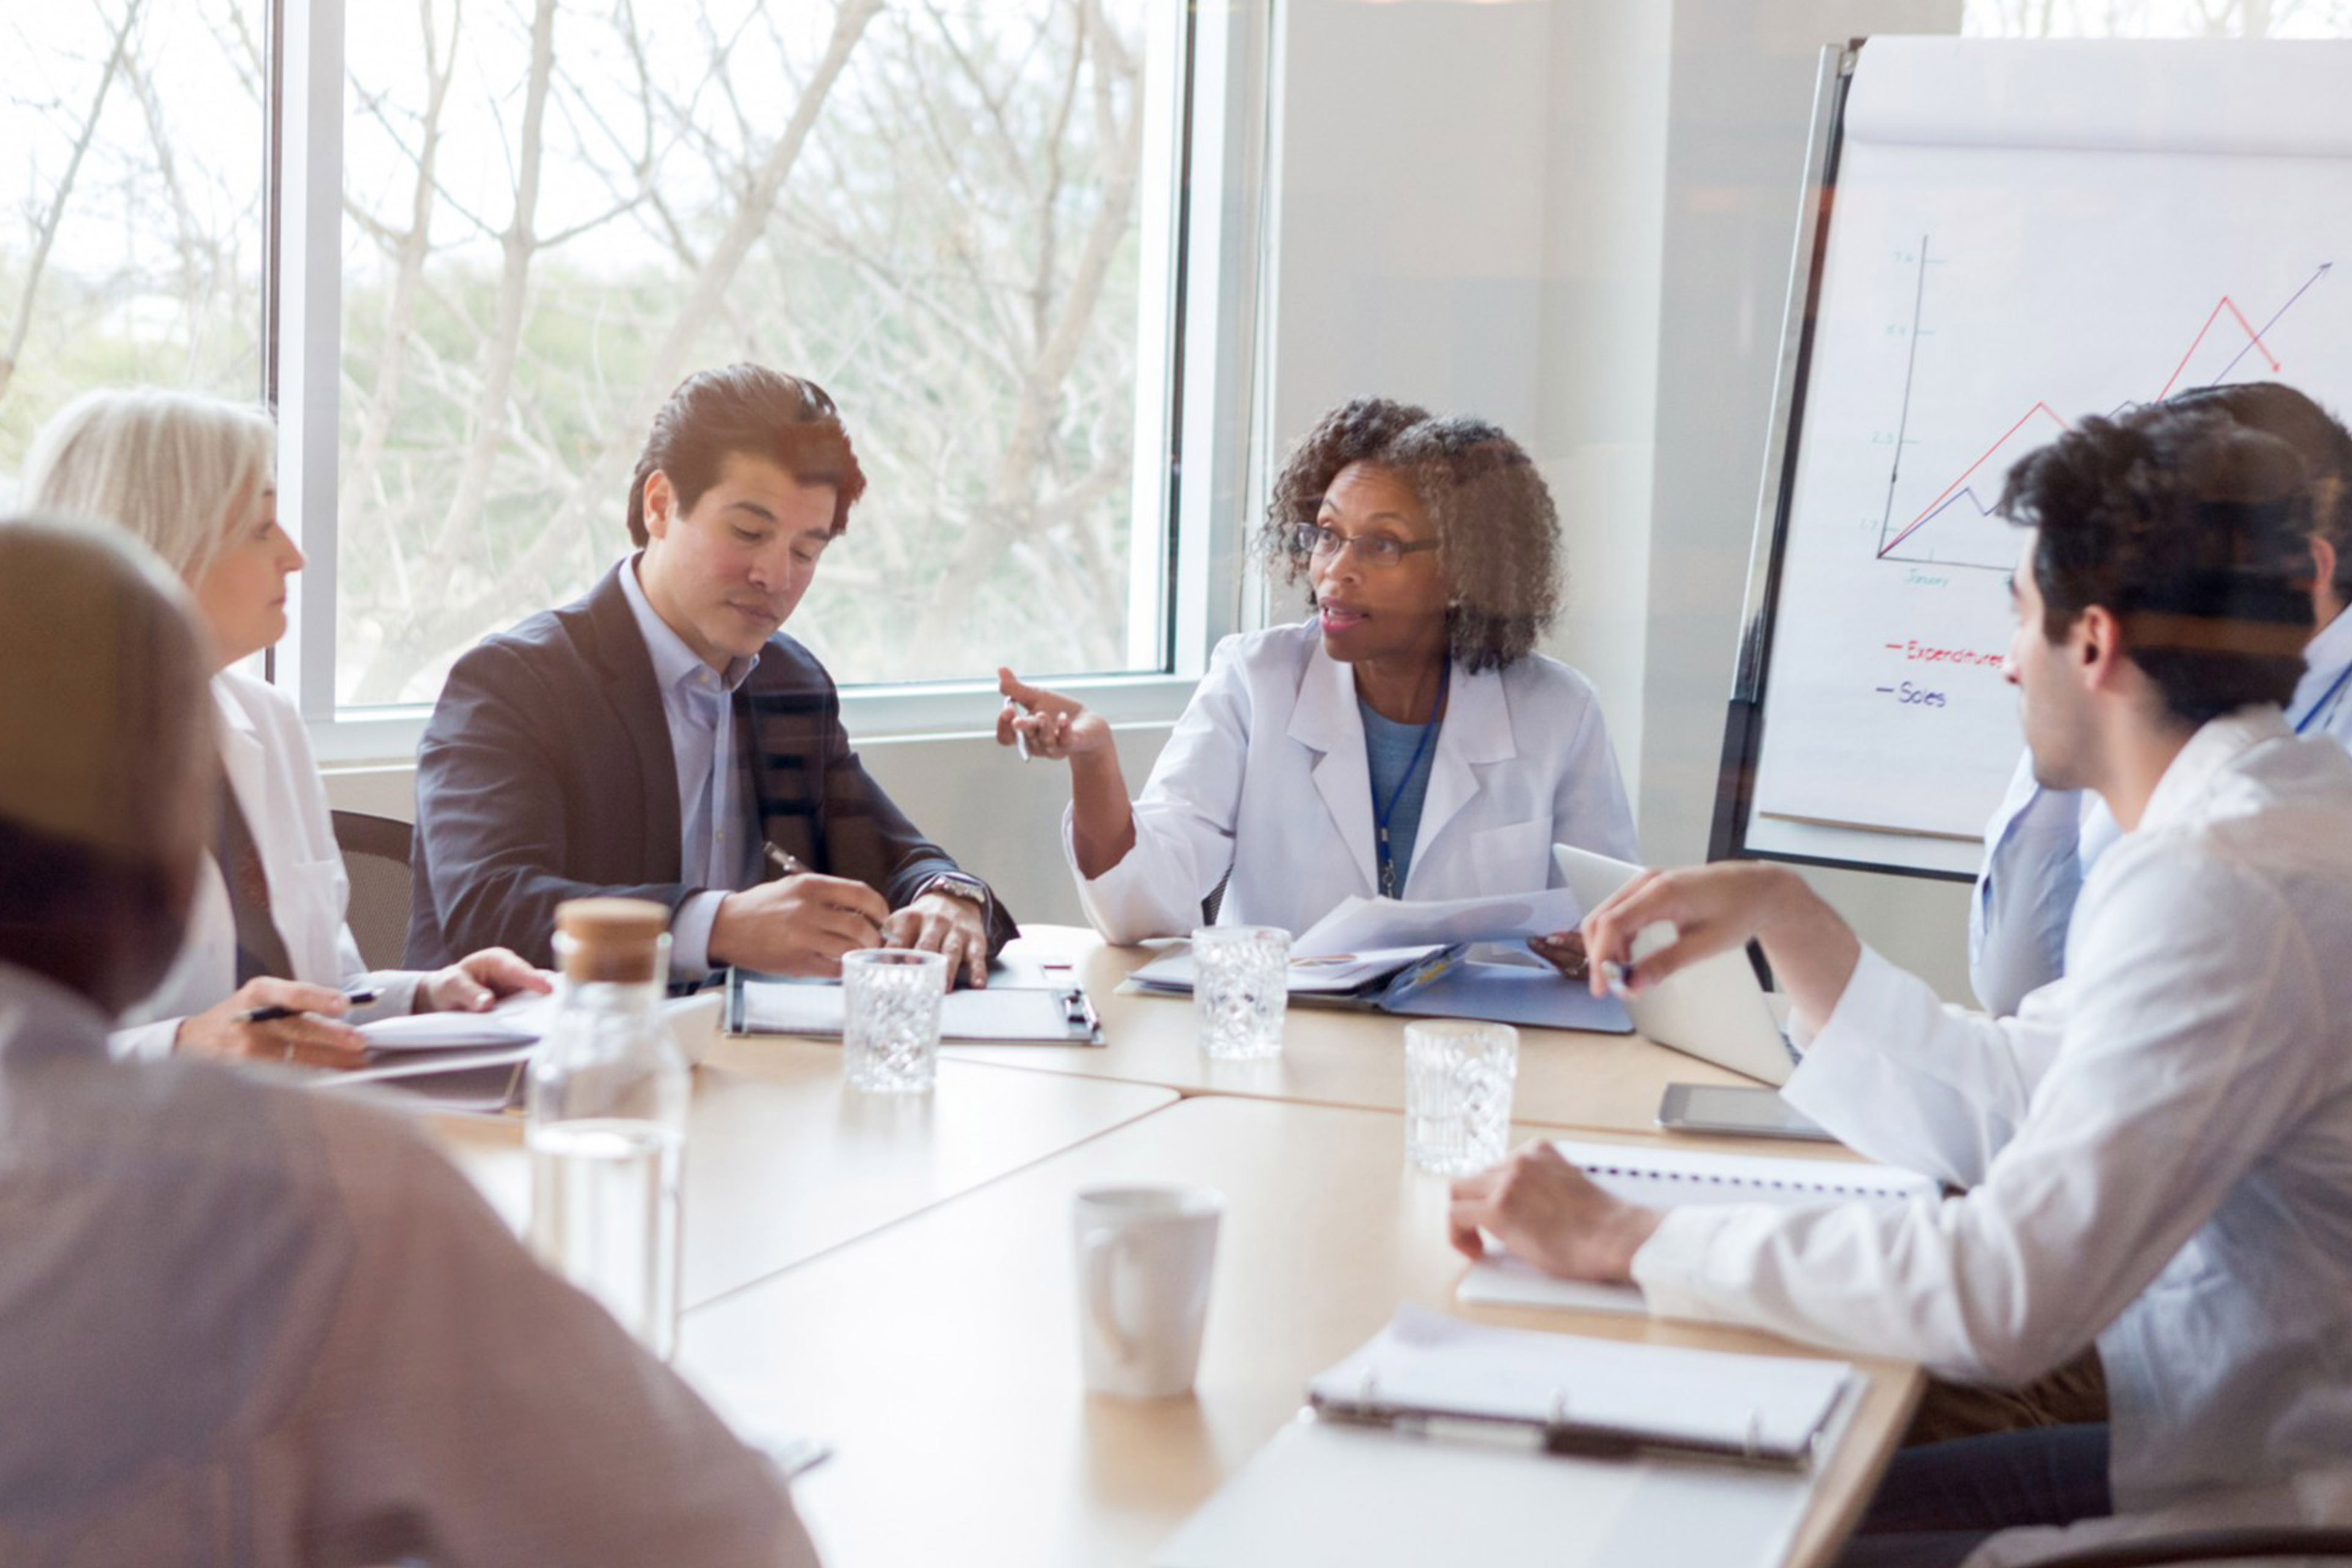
[1292,886,1585,959]
[1127,944,1443,995]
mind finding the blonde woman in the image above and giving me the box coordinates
[20,388,548,1066]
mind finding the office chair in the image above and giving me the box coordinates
[2023,1527,2352,1566]
[330,810,415,970]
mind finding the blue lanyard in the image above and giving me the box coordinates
[2294,657,2352,736]
[1373,663,1450,900]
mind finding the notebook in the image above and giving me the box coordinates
[726,965,1102,1044]
[1155,1309,1855,1568]
[1457,1139,1940,1314]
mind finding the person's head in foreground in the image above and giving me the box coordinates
[627,363,867,673]
[1999,401,2315,794]
[1259,396,1565,679]
[19,388,290,672]
[0,519,214,1006]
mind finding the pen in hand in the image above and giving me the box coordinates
[239,985,381,1025]
[764,843,888,942]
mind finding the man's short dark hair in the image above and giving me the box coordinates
[626,364,868,547]
[2168,380,2352,603]
[2000,404,2315,728]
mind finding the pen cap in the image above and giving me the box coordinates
[553,897,671,985]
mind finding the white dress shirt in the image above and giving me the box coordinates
[111,670,416,1060]
[616,556,761,980]
[1069,621,1639,943]
[1633,708,2352,1531]
[1969,606,2352,1013]
[0,961,816,1567]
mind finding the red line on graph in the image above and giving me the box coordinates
[1880,402,2070,558]
[2156,295,2280,399]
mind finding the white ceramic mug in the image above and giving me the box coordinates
[1072,1184,1223,1398]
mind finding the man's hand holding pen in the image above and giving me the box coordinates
[710,845,989,987]
[707,846,894,979]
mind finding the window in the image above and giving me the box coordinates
[1,1,267,497]
[285,0,1264,755]
[1963,1,2352,36]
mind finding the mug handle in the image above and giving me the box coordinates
[1081,1226,1136,1365]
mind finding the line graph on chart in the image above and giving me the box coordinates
[1866,238,2334,574]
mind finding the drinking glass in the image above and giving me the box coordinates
[843,948,949,1092]
[1404,1020,1518,1174]
[1191,925,1289,1060]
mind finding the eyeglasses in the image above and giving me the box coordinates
[1290,522,1441,570]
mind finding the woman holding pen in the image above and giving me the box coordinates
[1000,397,1637,961]
[20,389,548,1068]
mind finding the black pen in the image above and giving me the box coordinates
[239,985,380,1025]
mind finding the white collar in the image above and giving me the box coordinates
[2136,705,2293,835]
[2290,605,2352,723]
[1282,619,1515,766]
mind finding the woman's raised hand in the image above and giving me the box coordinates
[997,668,1115,762]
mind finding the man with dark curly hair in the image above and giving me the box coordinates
[996,396,1636,948]
[1450,403,2352,1565]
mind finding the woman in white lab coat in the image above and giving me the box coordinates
[20,388,547,1066]
[1000,398,1637,951]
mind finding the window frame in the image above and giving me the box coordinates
[270,0,1276,764]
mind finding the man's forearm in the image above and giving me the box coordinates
[1754,867,1864,1030]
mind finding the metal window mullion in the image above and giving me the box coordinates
[1171,0,1275,676]
[274,0,344,721]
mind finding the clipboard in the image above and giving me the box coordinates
[725,967,1104,1046]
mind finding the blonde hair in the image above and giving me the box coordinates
[18,387,277,584]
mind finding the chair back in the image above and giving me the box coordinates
[330,810,415,970]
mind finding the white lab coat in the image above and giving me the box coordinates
[1070,622,1638,943]
[111,670,413,1060]
[1632,709,2352,1534]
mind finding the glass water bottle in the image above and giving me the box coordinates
[527,897,688,1359]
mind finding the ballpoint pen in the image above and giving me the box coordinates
[239,984,381,1025]
[764,843,888,941]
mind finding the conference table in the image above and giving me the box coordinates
[425,927,1923,1567]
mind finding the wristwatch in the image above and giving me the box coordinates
[916,872,991,913]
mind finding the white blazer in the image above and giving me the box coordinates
[111,670,414,1060]
[1070,622,1639,943]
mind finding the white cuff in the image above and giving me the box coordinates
[669,891,729,981]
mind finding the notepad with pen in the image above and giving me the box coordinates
[724,967,1104,1045]
[1155,1308,1854,1568]
[1308,1307,1853,1468]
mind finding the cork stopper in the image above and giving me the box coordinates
[554,897,671,984]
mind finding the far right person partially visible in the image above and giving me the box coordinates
[1971,380,2352,1013]
[997,397,1637,957]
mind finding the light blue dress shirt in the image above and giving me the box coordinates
[617,556,762,979]
[1970,605,2352,1013]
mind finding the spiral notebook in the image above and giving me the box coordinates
[1457,1139,1939,1315]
